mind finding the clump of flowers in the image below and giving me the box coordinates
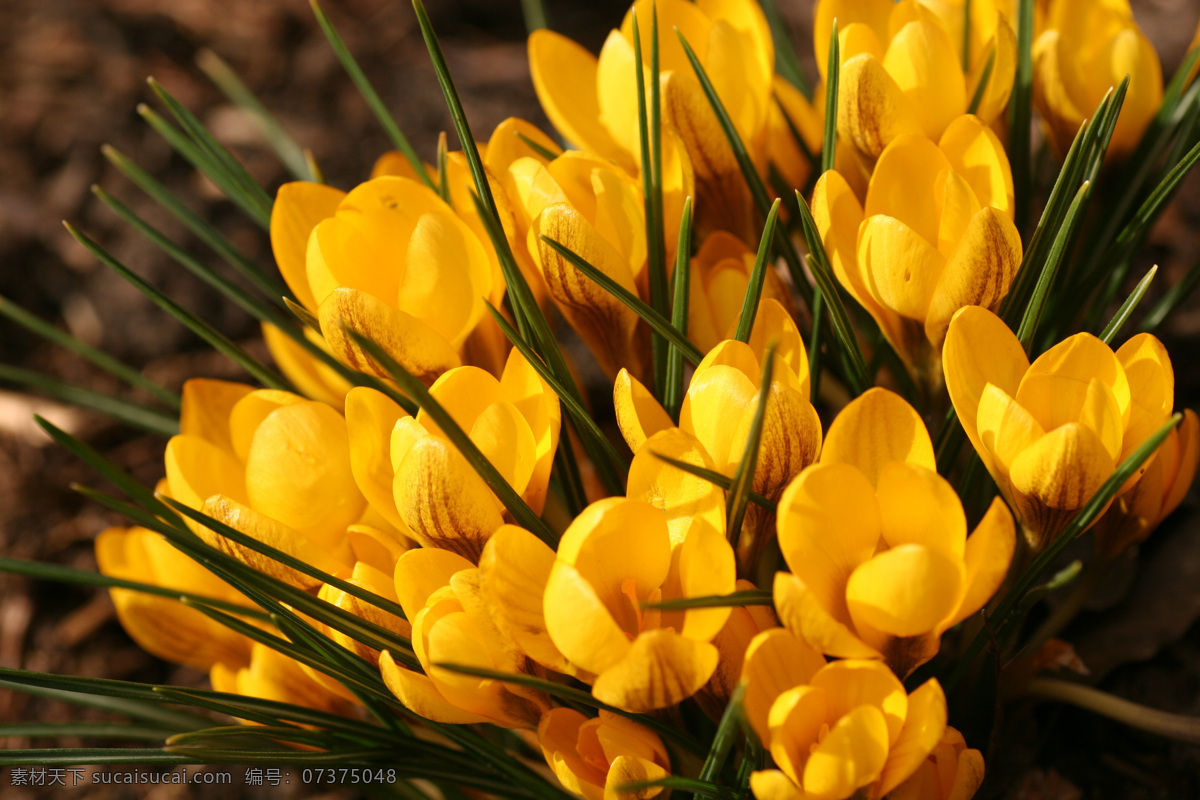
[3,0,1200,798]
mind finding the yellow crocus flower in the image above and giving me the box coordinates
[687,231,796,354]
[212,642,353,718]
[537,708,671,800]
[1093,409,1198,560]
[745,651,950,800]
[268,174,493,387]
[528,0,786,238]
[816,0,1016,161]
[1033,0,1162,160]
[378,547,549,728]
[774,388,1016,678]
[521,494,736,712]
[95,523,253,671]
[615,300,822,569]
[943,306,1178,550]
[812,115,1022,384]
[886,726,985,800]
[345,348,561,562]
[696,578,778,720]
[164,379,370,584]
[510,151,655,379]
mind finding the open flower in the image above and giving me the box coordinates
[163,379,368,583]
[528,0,781,237]
[1093,409,1199,560]
[538,708,671,800]
[1033,0,1162,160]
[812,115,1022,384]
[886,726,985,800]
[345,348,560,562]
[212,643,353,718]
[540,496,735,711]
[614,300,822,569]
[269,174,493,386]
[943,306,1178,550]
[774,388,1016,677]
[816,0,1016,161]
[379,547,549,727]
[747,655,950,800]
[95,523,253,671]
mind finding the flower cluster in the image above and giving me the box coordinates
[7,0,1200,797]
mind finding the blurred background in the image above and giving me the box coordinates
[1,0,1199,797]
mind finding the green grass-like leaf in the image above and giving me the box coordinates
[967,45,996,116]
[725,341,776,545]
[822,21,839,176]
[734,199,782,344]
[346,329,558,546]
[539,235,705,365]
[1009,0,1035,235]
[310,0,434,191]
[0,366,179,437]
[946,412,1184,691]
[1100,265,1157,343]
[640,590,772,611]
[1141,256,1200,332]
[695,685,745,799]
[197,49,315,182]
[664,196,694,420]
[0,294,179,409]
[64,223,290,391]
[1016,181,1091,353]
[617,776,744,800]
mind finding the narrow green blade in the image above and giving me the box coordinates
[649,452,776,512]
[0,365,178,437]
[1016,181,1091,353]
[1009,0,1035,235]
[640,590,772,611]
[1100,265,1157,343]
[725,342,776,545]
[664,196,694,420]
[733,199,782,344]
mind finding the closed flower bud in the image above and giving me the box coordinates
[943,306,1179,550]
[774,388,1016,677]
[886,726,985,800]
[537,708,670,800]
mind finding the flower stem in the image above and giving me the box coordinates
[1024,678,1200,745]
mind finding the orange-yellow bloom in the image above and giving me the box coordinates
[943,306,1178,550]
[95,523,253,671]
[528,0,786,238]
[538,708,670,800]
[886,726,985,800]
[345,348,561,562]
[812,116,1022,382]
[212,642,353,717]
[379,547,548,727]
[1033,0,1163,160]
[1093,409,1199,559]
[816,0,1016,161]
[745,644,950,800]
[774,388,1016,677]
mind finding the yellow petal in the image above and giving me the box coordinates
[164,434,247,514]
[809,658,908,744]
[345,386,409,530]
[605,755,669,800]
[1009,423,1116,548]
[393,547,475,619]
[942,305,1029,467]
[261,323,353,408]
[866,133,952,246]
[528,30,632,170]
[179,378,254,454]
[393,436,505,562]
[229,389,304,462]
[820,387,936,485]
[741,628,826,744]
[776,463,881,624]
[379,650,490,724]
[1115,333,1174,464]
[846,544,965,638]
[680,364,759,469]
[925,207,1023,349]
[857,214,947,321]
[939,115,1015,218]
[596,30,641,161]
[976,382,1046,496]
[769,685,829,784]
[1015,374,1125,465]
[876,678,948,796]
[970,13,1017,124]
[479,525,576,675]
[470,402,538,498]
[750,770,805,800]
[270,181,345,311]
[774,571,881,660]
[837,54,924,159]
[243,399,365,541]
[883,19,967,140]
[736,381,823,503]
[592,629,719,712]
[802,704,890,800]
[673,515,736,642]
[950,497,1016,627]
[199,495,351,589]
[875,463,966,557]
[628,428,726,549]
[1019,332,1131,427]
[545,561,635,677]
[318,287,461,385]
[614,369,674,454]
[1163,409,1200,517]
[745,298,810,394]
[815,0,895,80]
